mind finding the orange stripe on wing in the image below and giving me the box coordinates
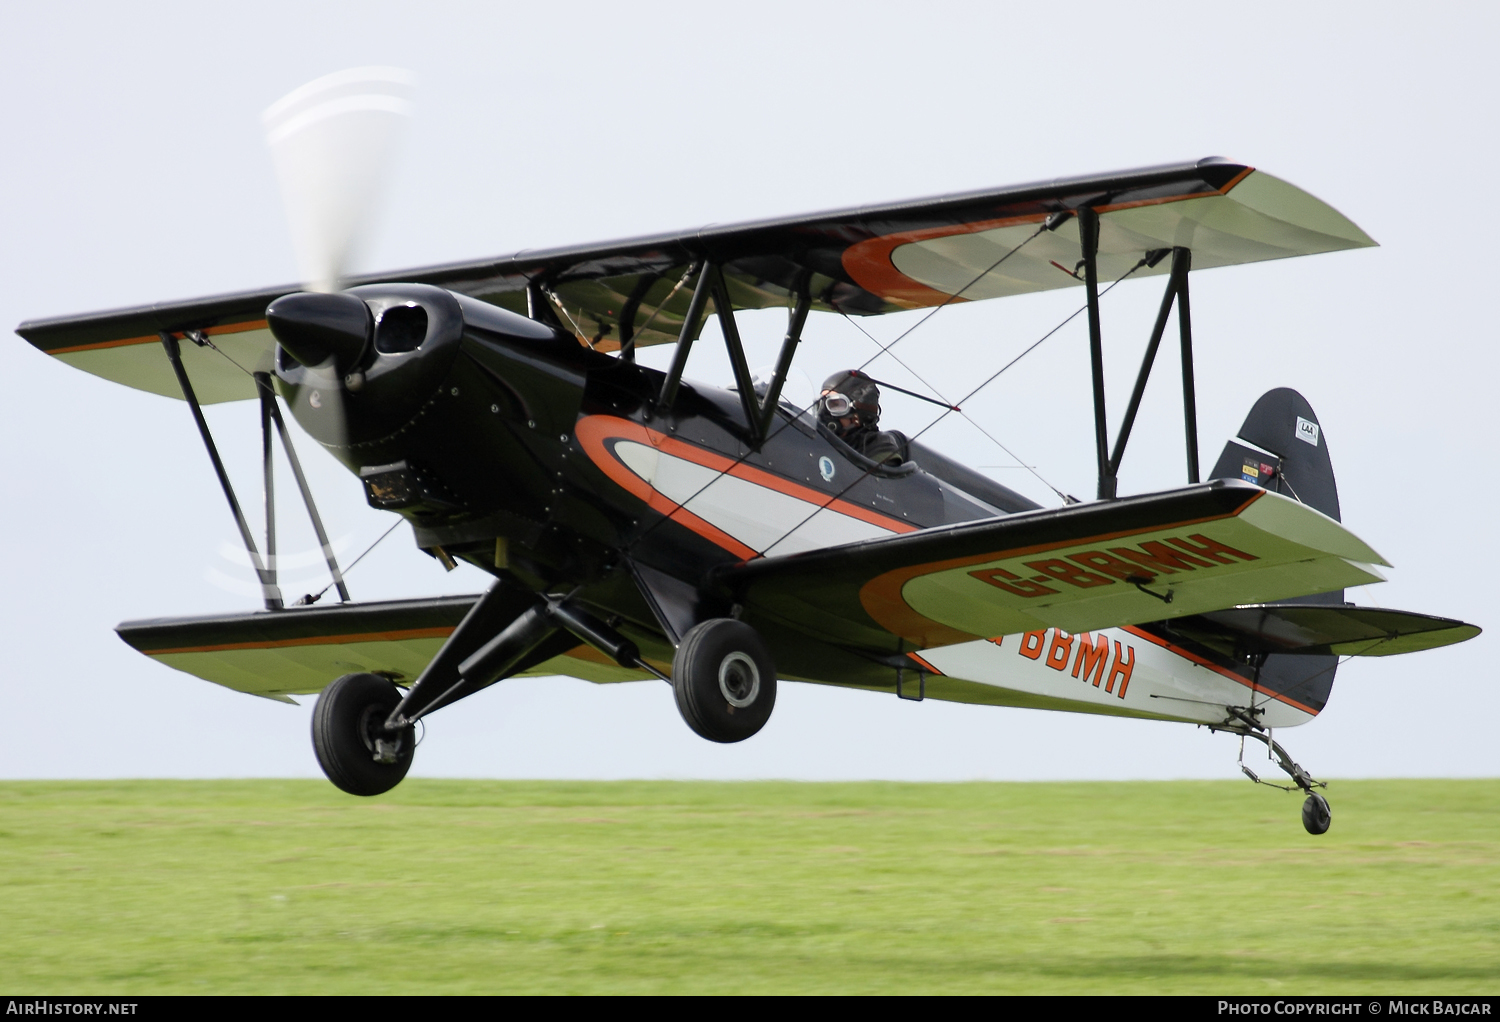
[49,319,271,355]
[143,624,455,656]
[841,212,1051,309]
[841,169,1255,308]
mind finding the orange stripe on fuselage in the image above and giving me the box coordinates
[574,414,915,561]
[1120,624,1321,717]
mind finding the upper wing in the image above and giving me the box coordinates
[117,594,657,702]
[17,157,1374,402]
[714,480,1389,652]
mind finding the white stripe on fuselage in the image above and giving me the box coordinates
[916,629,1315,728]
[614,440,889,556]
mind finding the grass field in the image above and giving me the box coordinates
[1,779,1496,995]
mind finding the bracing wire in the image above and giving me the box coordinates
[543,287,591,345]
[186,334,402,605]
[625,265,697,345]
[757,259,1150,558]
[836,310,1075,504]
[619,221,1054,559]
[300,519,402,604]
[193,333,258,378]
[843,220,1054,366]
[1249,635,1392,715]
[540,264,698,352]
[194,224,1128,581]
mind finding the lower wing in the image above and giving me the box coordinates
[716,479,1389,652]
[116,595,656,702]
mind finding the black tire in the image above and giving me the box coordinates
[1302,792,1332,835]
[672,619,777,743]
[311,673,415,796]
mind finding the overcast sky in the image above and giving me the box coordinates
[2,1,1495,785]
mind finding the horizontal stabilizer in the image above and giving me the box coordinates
[118,595,653,701]
[717,479,1388,653]
[1160,604,1481,658]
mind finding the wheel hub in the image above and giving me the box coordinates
[718,652,760,708]
[358,704,403,764]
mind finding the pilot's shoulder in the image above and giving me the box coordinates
[863,430,906,464]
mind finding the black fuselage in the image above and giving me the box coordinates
[272,284,1036,681]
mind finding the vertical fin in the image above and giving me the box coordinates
[1209,387,1339,521]
[1210,387,1345,714]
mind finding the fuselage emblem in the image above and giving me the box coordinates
[818,456,835,481]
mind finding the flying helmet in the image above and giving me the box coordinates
[819,370,881,436]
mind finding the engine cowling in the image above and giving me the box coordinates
[271,283,466,446]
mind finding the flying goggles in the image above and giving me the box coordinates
[821,392,856,418]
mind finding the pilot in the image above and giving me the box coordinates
[819,370,907,466]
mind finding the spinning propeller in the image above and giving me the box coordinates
[263,66,414,297]
[262,67,415,429]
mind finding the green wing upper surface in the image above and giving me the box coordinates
[715,481,1389,653]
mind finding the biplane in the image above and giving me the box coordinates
[16,70,1479,834]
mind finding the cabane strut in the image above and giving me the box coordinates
[656,262,811,445]
[1074,211,1200,499]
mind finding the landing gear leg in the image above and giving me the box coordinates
[1233,727,1330,835]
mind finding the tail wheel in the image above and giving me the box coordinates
[312,673,415,796]
[1302,792,1332,835]
[672,619,777,743]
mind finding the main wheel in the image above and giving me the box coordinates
[1302,792,1332,835]
[672,619,776,743]
[312,673,415,796]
